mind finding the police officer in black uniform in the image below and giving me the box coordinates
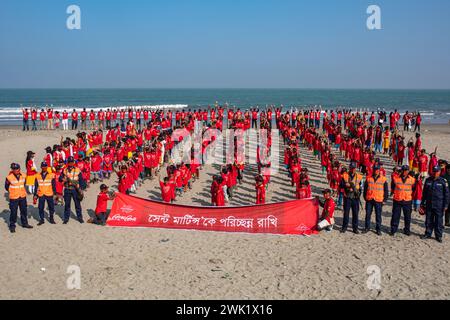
[420,166,449,243]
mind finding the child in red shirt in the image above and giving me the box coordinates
[160,177,174,203]
[413,173,423,211]
[255,175,266,205]
[317,189,335,232]
[93,184,115,225]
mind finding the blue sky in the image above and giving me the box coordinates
[1,0,449,89]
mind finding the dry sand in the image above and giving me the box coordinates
[0,124,449,300]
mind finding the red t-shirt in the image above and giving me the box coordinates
[160,181,173,203]
[95,192,110,214]
[322,198,335,224]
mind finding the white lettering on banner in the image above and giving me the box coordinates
[120,205,135,214]
[257,215,278,228]
[148,214,170,224]
[201,217,217,227]
[172,215,202,226]
[110,214,137,222]
[294,224,310,233]
[220,216,238,228]
[220,216,255,229]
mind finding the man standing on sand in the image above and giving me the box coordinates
[363,164,389,236]
[59,156,86,224]
[71,109,79,130]
[390,165,415,236]
[5,163,34,233]
[420,166,449,243]
[340,162,363,234]
[34,162,57,225]
[22,108,30,131]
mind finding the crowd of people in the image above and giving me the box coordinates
[5,106,449,242]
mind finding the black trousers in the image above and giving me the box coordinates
[72,120,78,130]
[425,208,444,239]
[63,189,82,222]
[343,197,360,231]
[9,197,29,228]
[365,200,383,231]
[38,195,55,221]
[391,200,412,234]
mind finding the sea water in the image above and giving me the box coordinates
[0,89,449,124]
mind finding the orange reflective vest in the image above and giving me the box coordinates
[342,172,363,190]
[7,173,27,200]
[36,172,54,197]
[366,175,387,202]
[64,167,80,181]
[393,176,415,202]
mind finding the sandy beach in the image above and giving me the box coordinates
[0,124,449,300]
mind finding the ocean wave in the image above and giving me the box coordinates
[0,104,189,114]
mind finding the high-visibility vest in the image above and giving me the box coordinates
[64,167,80,182]
[366,175,387,202]
[342,172,363,190]
[36,172,54,197]
[393,176,415,202]
[6,173,27,200]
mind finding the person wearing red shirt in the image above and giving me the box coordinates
[135,109,142,130]
[112,109,118,127]
[114,165,130,194]
[128,109,134,122]
[93,184,115,225]
[413,173,423,212]
[317,189,336,232]
[54,165,64,206]
[89,110,96,130]
[47,108,54,130]
[106,109,112,128]
[61,110,69,131]
[71,109,78,130]
[414,112,422,132]
[159,177,174,203]
[97,109,105,130]
[22,108,30,131]
[54,111,61,129]
[90,152,103,183]
[102,150,114,179]
[119,109,126,129]
[39,109,47,130]
[418,150,429,178]
[255,175,266,204]
[31,109,38,131]
[80,108,88,130]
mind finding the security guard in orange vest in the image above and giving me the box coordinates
[33,162,57,225]
[4,163,33,233]
[59,156,86,224]
[339,162,363,234]
[363,164,388,235]
[390,165,415,236]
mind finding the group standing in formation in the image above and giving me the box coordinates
[5,106,449,242]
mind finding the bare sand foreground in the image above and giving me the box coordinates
[0,124,449,300]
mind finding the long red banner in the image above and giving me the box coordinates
[107,193,319,236]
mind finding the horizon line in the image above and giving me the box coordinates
[1,87,450,91]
